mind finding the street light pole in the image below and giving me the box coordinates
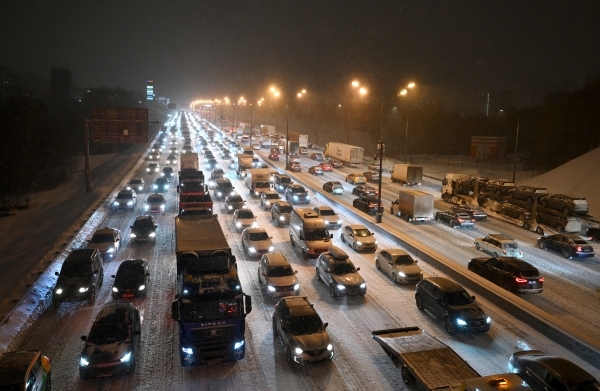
[404,112,409,163]
[512,117,520,183]
[285,104,289,169]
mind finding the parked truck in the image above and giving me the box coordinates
[372,327,530,391]
[260,125,276,136]
[172,215,252,366]
[245,168,272,198]
[324,142,364,166]
[391,164,423,186]
[235,154,253,179]
[180,153,199,171]
[390,189,434,222]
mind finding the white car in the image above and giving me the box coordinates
[340,224,377,252]
[474,234,523,258]
[375,249,423,283]
[313,206,341,230]
[127,178,145,192]
[242,228,274,258]
[233,209,258,232]
[251,143,261,150]
[87,227,121,260]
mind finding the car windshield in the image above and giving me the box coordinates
[117,262,145,279]
[291,187,306,193]
[129,179,142,184]
[333,183,342,188]
[219,182,232,189]
[444,290,473,306]
[278,177,291,184]
[90,234,114,243]
[394,255,415,265]
[88,323,130,344]
[60,261,91,278]
[265,193,279,199]
[503,243,518,249]
[180,299,242,321]
[574,240,588,245]
[237,210,254,218]
[229,195,243,202]
[319,209,335,216]
[289,314,324,334]
[332,262,356,274]
[519,270,539,278]
[354,229,371,237]
[156,178,168,184]
[305,228,330,241]
[117,193,132,199]
[268,265,294,277]
[279,205,293,213]
[148,195,164,203]
[133,219,154,230]
[249,232,269,241]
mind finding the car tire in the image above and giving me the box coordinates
[258,270,263,284]
[340,234,345,244]
[493,252,498,258]
[290,235,295,246]
[88,287,96,305]
[415,294,424,310]
[475,243,481,250]
[392,273,398,283]
[562,249,571,259]
[46,371,51,390]
[556,225,564,233]
[286,346,294,365]
[352,242,357,251]
[375,260,381,270]
[272,318,279,337]
[539,241,546,249]
[401,366,414,386]
[329,284,336,297]
[316,268,321,281]
[523,221,531,230]
[536,226,544,234]
[450,221,455,228]
[444,318,455,335]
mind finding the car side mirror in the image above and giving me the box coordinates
[155,225,158,228]
[356,267,360,271]
[55,271,60,276]
[371,232,375,236]
[330,234,333,238]
[472,295,476,301]
[262,272,267,276]
[116,238,120,241]
[111,275,116,278]
[323,323,329,329]
[146,272,150,276]
[87,239,91,243]
[294,270,298,274]
[415,260,419,264]
[80,335,87,341]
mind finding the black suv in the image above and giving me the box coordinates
[214,178,234,199]
[315,246,366,297]
[271,201,293,227]
[272,296,333,365]
[540,194,589,215]
[79,301,141,379]
[536,209,578,233]
[468,257,543,293]
[352,195,383,215]
[499,203,531,220]
[481,178,516,195]
[130,215,157,241]
[274,174,293,193]
[507,186,548,203]
[538,233,595,259]
[414,277,491,334]
[285,184,310,205]
[53,249,104,305]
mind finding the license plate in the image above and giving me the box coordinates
[529,281,536,284]
[123,293,134,298]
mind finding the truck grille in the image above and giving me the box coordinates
[191,325,235,361]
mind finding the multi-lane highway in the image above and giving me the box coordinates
[9,111,600,390]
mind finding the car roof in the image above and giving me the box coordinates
[119,188,135,195]
[384,248,410,257]
[518,353,597,384]
[264,253,291,266]
[487,233,516,242]
[94,301,135,324]
[273,201,291,207]
[134,215,154,222]
[280,296,318,317]
[496,257,538,271]
[0,350,41,385]
[426,277,466,292]
[348,224,367,230]
[315,206,333,211]
[65,248,98,263]
[262,189,278,195]
[244,227,265,234]
[119,259,148,267]
[94,227,118,235]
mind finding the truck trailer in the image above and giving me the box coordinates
[390,189,434,222]
[324,142,364,166]
[260,125,276,136]
[172,215,252,366]
[180,153,199,171]
[372,327,531,391]
[391,164,423,186]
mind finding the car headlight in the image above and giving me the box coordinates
[144,204,149,210]
[153,185,158,189]
[294,283,300,290]
[160,205,165,210]
[164,185,169,190]
[146,168,150,172]
[161,172,165,176]
[327,344,333,351]
[79,287,89,293]
[119,351,132,363]
[149,232,156,238]
[397,272,406,277]
[80,357,89,367]
[279,216,285,221]
[251,222,259,228]
[486,316,492,324]
[55,288,63,295]
[293,195,298,200]
[360,283,366,288]
[236,222,242,228]
[217,192,222,196]
[138,186,143,191]
[138,285,146,291]
[356,241,363,245]
[295,347,303,355]
[113,201,119,206]
[336,285,346,290]
[267,285,276,292]
[107,247,115,253]
[248,247,256,253]
[268,246,275,252]
[228,205,233,210]
[456,319,467,326]
[374,240,378,244]
[112,287,119,292]
[130,233,137,238]
[234,340,244,350]
[306,196,310,200]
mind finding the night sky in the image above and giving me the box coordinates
[2,1,600,110]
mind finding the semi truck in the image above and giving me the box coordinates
[238,122,252,135]
[324,142,364,166]
[172,215,252,366]
[391,164,423,186]
[177,170,212,214]
[234,154,253,179]
[260,125,276,136]
[245,168,272,198]
[299,134,308,150]
[372,327,530,391]
[180,153,199,171]
[288,141,299,156]
[390,189,434,222]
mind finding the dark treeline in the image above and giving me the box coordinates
[0,88,143,209]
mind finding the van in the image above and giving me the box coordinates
[289,208,333,259]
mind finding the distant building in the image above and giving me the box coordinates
[470,136,507,160]
[482,89,513,117]
[50,67,71,102]
[145,79,154,101]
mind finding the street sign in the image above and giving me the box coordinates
[90,107,149,143]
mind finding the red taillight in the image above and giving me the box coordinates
[539,277,544,282]
[515,277,528,283]
[577,246,582,251]
[458,218,465,223]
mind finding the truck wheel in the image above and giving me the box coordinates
[539,241,546,250]
[562,249,571,259]
[415,294,424,310]
[401,366,414,386]
[523,222,531,230]
[444,318,455,335]
[450,221,455,228]
[536,226,544,234]
[286,346,294,365]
